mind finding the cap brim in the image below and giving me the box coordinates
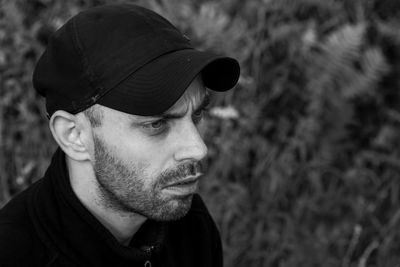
[97,49,240,116]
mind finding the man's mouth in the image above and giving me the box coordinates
[162,174,202,195]
[166,175,200,186]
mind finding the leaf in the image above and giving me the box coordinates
[342,47,390,99]
[323,23,366,69]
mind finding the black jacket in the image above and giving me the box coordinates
[0,149,223,266]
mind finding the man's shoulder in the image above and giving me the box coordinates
[0,186,35,257]
[0,180,50,265]
[0,222,34,259]
[0,191,37,262]
[0,180,39,224]
[0,221,52,266]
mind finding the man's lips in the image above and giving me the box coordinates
[163,173,203,188]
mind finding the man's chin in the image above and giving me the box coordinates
[149,194,194,221]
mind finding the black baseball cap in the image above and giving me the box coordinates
[33,4,240,117]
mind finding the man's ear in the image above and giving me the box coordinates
[49,110,91,161]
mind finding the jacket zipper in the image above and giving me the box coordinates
[143,245,154,267]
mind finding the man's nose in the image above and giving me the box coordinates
[173,121,208,162]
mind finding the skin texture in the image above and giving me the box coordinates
[50,76,209,245]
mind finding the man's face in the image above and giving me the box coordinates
[90,77,209,221]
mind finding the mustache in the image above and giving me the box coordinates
[158,162,203,185]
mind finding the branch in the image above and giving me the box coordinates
[358,240,379,267]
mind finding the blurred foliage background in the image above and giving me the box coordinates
[2,0,400,266]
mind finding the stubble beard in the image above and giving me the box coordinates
[92,134,197,221]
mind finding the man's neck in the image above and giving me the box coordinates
[66,158,147,246]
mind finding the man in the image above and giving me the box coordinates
[0,3,239,267]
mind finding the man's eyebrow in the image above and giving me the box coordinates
[156,93,211,120]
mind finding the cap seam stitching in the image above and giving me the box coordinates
[69,17,103,111]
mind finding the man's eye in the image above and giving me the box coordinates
[142,119,168,134]
[149,120,165,129]
[193,109,204,124]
